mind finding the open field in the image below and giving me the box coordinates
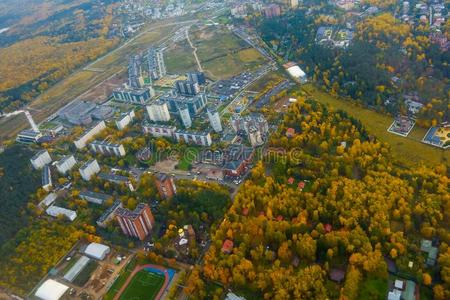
[247,71,286,92]
[300,84,449,167]
[165,25,267,80]
[0,20,194,142]
[119,270,165,300]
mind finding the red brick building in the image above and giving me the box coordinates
[115,203,155,240]
[155,173,177,199]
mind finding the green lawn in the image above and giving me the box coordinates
[104,259,137,300]
[165,40,198,74]
[358,276,388,300]
[300,84,450,167]
[119,270,165,300]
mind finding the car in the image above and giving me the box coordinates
[187,172,192,176]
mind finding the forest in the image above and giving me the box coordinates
[185,98,450,299]
[256,8,449,127]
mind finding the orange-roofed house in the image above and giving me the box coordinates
[287,177,295,185]
[222,239,234,254]
[298,181,305,190]
[286,128,296,138]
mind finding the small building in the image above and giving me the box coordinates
[84,242,111,260]
[79,191,113,205]
[222,239,234,254]
[46,205,77,221]
[35,279,69,300]
[30,150,52,170]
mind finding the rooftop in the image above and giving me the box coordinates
[115,203,149,220]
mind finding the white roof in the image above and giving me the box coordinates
[84,242,110,260]
[287,65,306,78]
[394,279,404,289]
[46,206,77,221]
[35,279,69,300]
[40,193,57,207]
[179,238,188,246]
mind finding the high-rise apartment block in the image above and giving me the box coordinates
[146,100,171,122]
[89,141,126,157]
[175,80,200,96]
[79,159,100,181]
[115,204,155,240]
[113,87,154,105]
[30,150,52,170]
[148,47,166,80]
[155,174,177,199]
[187,71,206,85]
[207,107,223,132]
[178,104,192,128]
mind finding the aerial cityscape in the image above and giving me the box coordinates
[0,0,448,300]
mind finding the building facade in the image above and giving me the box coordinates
[174,130,212,146]
[74,121,106,149]
[115,110,136,130]
[115,204,155,240]
[142,123,177,138]
[175,80,200,96]
[113,87,154,105]
[178,104,192,128]
[155,174,177,199]
[31,150,52,170]
[146,100,171,122]
[207,107,223,132]
[128,55,143,88]
[187,71,206,85]
[89,141,126,157]
[42,165,52,191]
[148,47,166,80]
[79,159,100,181]
[159,93,207,116]
[55,155,77,175]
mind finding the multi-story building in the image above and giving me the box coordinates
[16,130,43,144]
[97,200,122,227]
[230,113,268,135]
[128,55,143,88]
[155,173,177,199]
[89,141,126,157]
[46,205,77,221]
[112,87,154,105]
[148,47,166,80]
[42,165,52,191]
[207,107,223,132]
[175,80,200,96]
[79,191,113,205]
[178,104,192,128]
[98,173,134,191]
[79,159,100,181]
[143,123,177,138]
[263,4,281,18]
[74,121,106,149]
[146,100,171,122]
[115,110,135,130]
[248,125,264,147]
[174,130,212,146]
[30,150,52,170]
[55,155,77,175]
[187,71,206,85]
[115,204,155,240]
[159,93,207,116]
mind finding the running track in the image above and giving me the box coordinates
[113,264,170,300]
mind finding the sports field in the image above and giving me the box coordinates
[119,270,165,300]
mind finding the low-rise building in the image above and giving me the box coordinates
[174,130,212,146]
[16,129,43,144]
[46,205,77,221]
[79,159,100,181]
[79,191,113,205]
[31,149,52,170]
[84,242,110,260]
[89,141,126,157]
[74,121,106,149]
[55,155,77,175]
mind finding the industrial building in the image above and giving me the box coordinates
[58,101,113,125]
[79,159,100,181]
[146,100,171,122]
[115,110,135,130]
[46,205,77,221]
[42,165,52,191]
[112,87,154,105]
[175,80,200,96]
[79,191,113,205]
[55,155,76,175]
[174,130,212,146]
[115,203,155,240]
[89,141,126,157]
[148,47,166,80]
[30,149,52,170]
[143,123,177,138]
[155,173,177,199]
[207,107,223,132]
[74,121,106,149]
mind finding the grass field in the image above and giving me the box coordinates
[119,270,165,300]
[165,40,198,74]
[300,84,450,167]
[0,22,181,142]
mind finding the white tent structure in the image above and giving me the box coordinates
[84,242,110,260]
[286,65,307,83]
[35,279,69,300]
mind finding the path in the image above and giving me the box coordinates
[113,264,170,300]
[185,27,203,72]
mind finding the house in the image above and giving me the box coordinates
[222,239,234,254]
[287,177,295,184]
[421,239,438,266]
[298,181,305,190]
[286,128,296,138]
